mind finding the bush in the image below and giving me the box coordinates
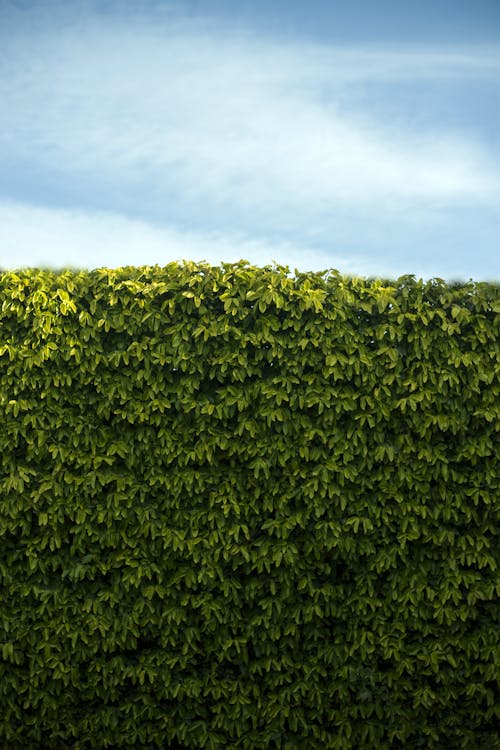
[0,262,498,748]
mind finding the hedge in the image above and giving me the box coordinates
[0,262,499,749]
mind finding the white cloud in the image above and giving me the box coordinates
[0,4,498,281]
[0,200,350,273]
[0,200,484,281]
[1,10,499,232]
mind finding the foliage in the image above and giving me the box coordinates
[0,262,499,749]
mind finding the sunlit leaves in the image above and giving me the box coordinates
[0,263,498,748]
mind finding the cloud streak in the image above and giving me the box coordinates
[1,13,499,218]
[0,200,343,273]
[0,2,499,278]
[0,200,487,282]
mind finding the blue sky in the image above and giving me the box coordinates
[0,0,499,280]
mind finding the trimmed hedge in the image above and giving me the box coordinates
[0,262,499,749]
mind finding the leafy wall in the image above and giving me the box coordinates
[0,262,499,749]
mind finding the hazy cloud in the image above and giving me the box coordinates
[0,200,344,272]
[1,13,499,217]
[0,200,479,281]
[0,2,499,277]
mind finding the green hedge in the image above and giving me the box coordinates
[0,262,499,749]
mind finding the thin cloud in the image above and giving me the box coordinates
[0,200,342,273]
[0,200,475,281]
[0,3,499,280]
[1,11,499,226]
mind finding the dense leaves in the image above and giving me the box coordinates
[0,262,499,749]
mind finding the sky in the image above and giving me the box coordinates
[0,0,499,281]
